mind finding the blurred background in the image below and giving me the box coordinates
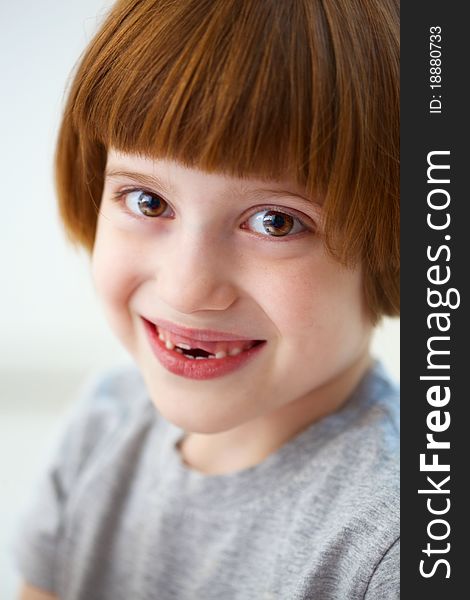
[0,1,400,597]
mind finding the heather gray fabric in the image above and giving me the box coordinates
[13,361,399,599]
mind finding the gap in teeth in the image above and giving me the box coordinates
[183,348,214,359]
[157,326,258,358]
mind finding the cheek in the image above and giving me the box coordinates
[91,221,143,328]
[247,251,366,342]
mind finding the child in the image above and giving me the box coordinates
[15,0,399,598]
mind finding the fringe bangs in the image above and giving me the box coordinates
[71,0,337,186]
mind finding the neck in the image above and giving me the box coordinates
[178,350,373,475]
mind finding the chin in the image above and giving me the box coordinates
[143,379,245,434]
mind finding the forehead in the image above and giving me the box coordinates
[105,149,318,206]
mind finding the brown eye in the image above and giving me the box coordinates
[262,211,294,236]
[137,192,168,217]
[245,209,307,237]
[125,190,171,218]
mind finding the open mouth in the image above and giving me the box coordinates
[141,317,267,379]
[154,324,264,360]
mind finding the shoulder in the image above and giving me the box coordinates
[326,361,400,526]
[291,362,400,597]
[76,362,150,417]
[74,362,151,429]
[335,361,399,481]
[12,363,155,594]
[42,363,154,495]
[364,537,400,599]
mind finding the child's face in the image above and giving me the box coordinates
[92,149,372,433]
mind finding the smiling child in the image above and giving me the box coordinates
[14,1,399,599]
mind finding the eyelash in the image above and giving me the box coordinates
[111,187,315,239]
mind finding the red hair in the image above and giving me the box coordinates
[55,0,400,322]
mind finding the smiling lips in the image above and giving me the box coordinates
[142,318,265,379]
[157,326,258,359]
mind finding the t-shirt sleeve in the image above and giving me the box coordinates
[11,370,128,594]
[364,537,400,599]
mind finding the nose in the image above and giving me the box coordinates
[155,233,239,314]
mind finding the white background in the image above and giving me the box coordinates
[0,2,400,597]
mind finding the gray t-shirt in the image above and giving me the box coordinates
[13,361,399,599]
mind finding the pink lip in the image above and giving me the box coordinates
[147,316,261,343]
[142,318,266,380]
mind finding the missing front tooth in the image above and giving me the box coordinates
[179,347,213,359]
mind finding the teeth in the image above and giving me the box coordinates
[156,325,259,360]
[178,343,192,350]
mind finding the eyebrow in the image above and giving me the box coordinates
[105,168,177,196]
[104,168,321,212]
